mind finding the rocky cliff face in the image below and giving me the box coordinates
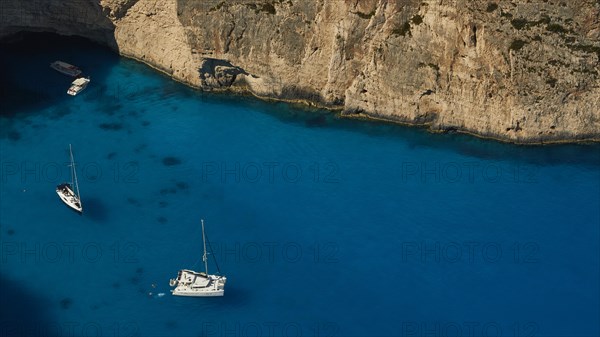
[1,0,599,143]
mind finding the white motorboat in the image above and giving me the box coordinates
[170,220,226,297]
[50,61,82,77]
[56,144,83,214]
[67,77,90,96]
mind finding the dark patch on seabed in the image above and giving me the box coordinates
[130,274,141,285]
[97,101,124,116]
[123,85,161,102]
[165,321,178,329]
[157,216,168,224]
[31,122,47,130]
[160,187,177,195]
[175,181,189,190]
[200,185,225,202]
[127,197,141,207]
[129,268,145,285]
[6,130,21,141]
[0,118,21,141]
[134,144,147,153]
[99,122,124,131]
[48,105,73,120]
[161,82,183,98]
[59,298,73,310]
[162,156,182,166]
[305,115,328,127]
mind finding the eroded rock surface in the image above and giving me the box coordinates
[2,0,599,143]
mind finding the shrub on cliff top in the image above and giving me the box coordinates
[393,22,412,37]
[411,15,423,25]
[511,18,528,30]
[547,23,568,34]
[260,3,276,15]
[568,44,600,59]
[209,1,225,11]
[509,39,527,51]
[546,77,558,88]
[356,10,376,19]
[486,3,498,12]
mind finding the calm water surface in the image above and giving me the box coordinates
[1,33,599,337]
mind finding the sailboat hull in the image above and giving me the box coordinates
[56,183,82,213]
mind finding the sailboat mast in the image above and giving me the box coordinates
[70,144,81,202]
[69,144,74,186]
[202,219,209,275]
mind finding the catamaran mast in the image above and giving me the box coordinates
[205,230,221,274]
[202,219,209,275]
[70,144,81,203]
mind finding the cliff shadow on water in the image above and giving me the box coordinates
[197,89,600,168]
[0,32,118,115]
[0,273,59,337]
[335,117,600,168]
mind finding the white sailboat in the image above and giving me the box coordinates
[56,144,83,214]
[170,219,227,297]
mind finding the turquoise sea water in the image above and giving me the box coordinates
[1,33,599,337]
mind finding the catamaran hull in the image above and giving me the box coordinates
[170,269,226,297]
[171,289,224,297]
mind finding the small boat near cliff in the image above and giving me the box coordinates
[67,77,90,96]
[170,219,226,297]
[56,144,83,214]
[50,61,82,77]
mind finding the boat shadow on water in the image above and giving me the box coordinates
[80,197,108,223]
[217,286,250,305]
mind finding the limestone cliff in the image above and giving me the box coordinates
[1,0,599,143]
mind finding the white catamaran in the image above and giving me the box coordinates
[56,144,83,214]
[170,220,227,297]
